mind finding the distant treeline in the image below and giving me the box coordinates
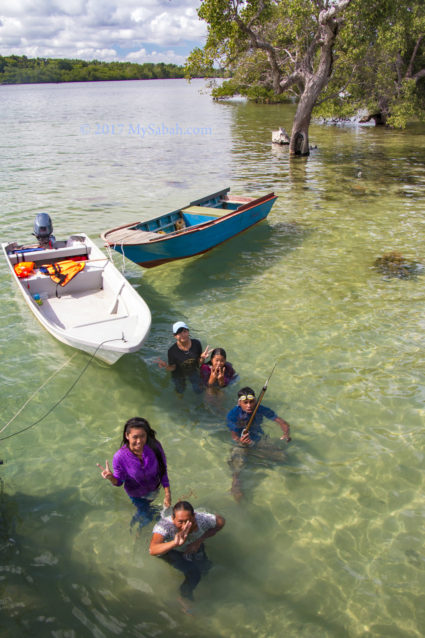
[0,55,221,85]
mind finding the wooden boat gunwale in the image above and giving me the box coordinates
[101,190,276,247]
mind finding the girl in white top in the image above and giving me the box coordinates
[149,500,225,600]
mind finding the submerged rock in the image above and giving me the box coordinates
[374,252,423,279]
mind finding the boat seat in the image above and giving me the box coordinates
[25,265,104,297]
[70,314,129,330]
[8,245,89,266]
[104,228,160,245]
[182,206,222,216]
[223,196,252,203]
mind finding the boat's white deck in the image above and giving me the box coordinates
[38,288,127,330]
[3,234,151,362]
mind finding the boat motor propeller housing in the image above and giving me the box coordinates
[33,213,54,247]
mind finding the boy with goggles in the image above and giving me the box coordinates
[226,386,291,500]
[226,386,291,446]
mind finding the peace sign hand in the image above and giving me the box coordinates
[97,459,113,481]
[201,345,213,360]
[216,365,225,382]
[174,520,192,547]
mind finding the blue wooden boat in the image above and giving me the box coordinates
[101,188,277,268]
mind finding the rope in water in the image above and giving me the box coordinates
[0,352,78,435]
[0,338,124,441]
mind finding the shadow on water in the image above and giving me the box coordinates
[0,486,223,638]
[217,501,351,638]
[139,220,310,304]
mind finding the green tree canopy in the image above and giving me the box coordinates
[317,1,425,128]
[186,0,425,154]
[0,56,191,85]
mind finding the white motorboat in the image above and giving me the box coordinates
[2,219,151,364]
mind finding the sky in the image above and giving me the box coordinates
[0,0,207,66]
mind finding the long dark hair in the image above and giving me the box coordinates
[121,417,166,480]
[207,347,227,365]
[172,501,194,517]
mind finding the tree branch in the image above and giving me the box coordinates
[319,0,353,23]
[413,68,425,82]
[232,9,283,92]
[405,35,423,79]
[279,70,304,92]
[315,64,358,106]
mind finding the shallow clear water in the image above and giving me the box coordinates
[1,80,425,637]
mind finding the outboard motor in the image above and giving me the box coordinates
[33,213,55,247]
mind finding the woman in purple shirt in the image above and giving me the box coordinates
[98,417,171,528]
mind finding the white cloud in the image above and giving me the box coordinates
[130,7,154,24]
[0,0,207,64]
[149,9,204,45]
[126,47,187,66]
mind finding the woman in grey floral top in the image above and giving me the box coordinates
[149,500,225,601]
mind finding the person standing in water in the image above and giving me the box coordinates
[227,386,291,445]
[200,347,237,389]
[149,500,225,602]
[97,417,171,528]
[226,387,291,500]
[157,321,212,394]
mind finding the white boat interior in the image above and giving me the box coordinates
[3,234,151,363]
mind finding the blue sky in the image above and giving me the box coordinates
[0,0,207,65]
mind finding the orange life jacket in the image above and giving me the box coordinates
[14,261,35,278]
[41,260,85,286]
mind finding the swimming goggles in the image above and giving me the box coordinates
[239,394,255,401]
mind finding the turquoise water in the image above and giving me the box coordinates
[1,80,425,637]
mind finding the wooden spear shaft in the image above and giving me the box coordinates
[243,363,277,434]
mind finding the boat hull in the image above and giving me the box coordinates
[102,189,277,268]
[2,234,151,364]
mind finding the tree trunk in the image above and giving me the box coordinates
[286,1,353,156]
[289,78,322,156]
[289,95,313,155]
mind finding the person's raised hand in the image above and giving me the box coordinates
[174,520,192,546]
[216,365,225,382]
[201,345,213,360]
[97,459,113,480]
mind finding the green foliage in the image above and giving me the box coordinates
[212,78,290,102]
[188,0,425,128]
[211,79,240,97]
[387,79,425,128]
[184,47,220,79]
[0,56,189,85]
[315,0,425,127]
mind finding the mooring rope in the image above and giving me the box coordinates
[0,352,78,435]
[0,337,125,441]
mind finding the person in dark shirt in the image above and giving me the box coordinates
[226,386,291,500]
[157,321,212,394]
